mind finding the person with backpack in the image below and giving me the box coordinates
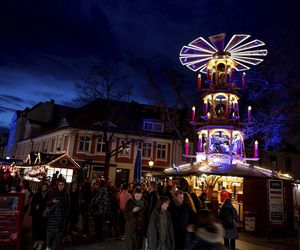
[218,198,238,250]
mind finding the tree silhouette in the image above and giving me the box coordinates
[73,59,141,180]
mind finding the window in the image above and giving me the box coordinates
[58,117,69,128]
[285,157,292,172]
[44,140,49,152]
[119,140,131,157]
[50,138,55,152]
[47,167,73,183]
[142,142,152,158]
[79,136,91,152]
[154,123,163,132]
[56,136,63,151]
[156,143,167,160]
[270,155,277,169]
[63,135,69,151]
[143,121,153,131]
[96,137,106,154]
[143,121,164,132]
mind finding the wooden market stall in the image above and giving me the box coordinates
[16,153,80,191]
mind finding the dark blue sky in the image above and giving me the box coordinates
[0,0,299,127]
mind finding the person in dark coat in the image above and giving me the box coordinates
[168,190,191,250]
[46,179,70,250]
[89,179,111,241]
[147,181,159,219]
[187,209,224,250]
[218,198,238,250]
[80,179,92,238]
[30,182,49,250]
[190,192,203,214]
[124,186,147,250]
[147,196,175,250]
[65,182,80,241]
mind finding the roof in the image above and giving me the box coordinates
[196,163,270,178]
[165,162,277,179]
[18,153,80,169]
[65,99,179,139]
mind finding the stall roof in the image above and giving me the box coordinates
[196,163,270,178]
[16,153,80,169]
[165,162,280,179]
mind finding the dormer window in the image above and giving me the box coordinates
[154,123,163,132]
[59,117,69,128]
[143,121,153,131]
[143,120,163,132]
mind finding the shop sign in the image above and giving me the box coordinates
[268,179,284,223]
[0,193,23,248]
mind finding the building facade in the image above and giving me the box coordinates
[11,99,184,184]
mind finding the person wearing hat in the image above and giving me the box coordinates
[124,186,147,250]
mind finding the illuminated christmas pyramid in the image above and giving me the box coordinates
[167,33,273,176]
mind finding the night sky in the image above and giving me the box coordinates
[0,0,299,128]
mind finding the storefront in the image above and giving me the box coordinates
[165,163,294,232]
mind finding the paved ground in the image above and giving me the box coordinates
[15,213,298,250]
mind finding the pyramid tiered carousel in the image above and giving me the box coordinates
[165,33,291,180]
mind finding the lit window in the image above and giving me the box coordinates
[143,121,164,132]
[156,143,167,160]
[79,136,91,152]
[96,137,106,154]
[142,142,152,158]
[143,121,153,131]
[47,167,73,183]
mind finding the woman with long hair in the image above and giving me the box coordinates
[218,198,238,250]
[190,192,203,214]
[46,179,69,250]
[147,196,174,250]
[183,192,197,222]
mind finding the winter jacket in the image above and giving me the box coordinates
[124,198,147,250]
[218,204,239,239]
[119,190,132,211]
[46,189,70,233]
[168,201,191,250]
[147,208,175,250]
[89,186,111,216]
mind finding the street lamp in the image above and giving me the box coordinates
[148,160,154,168]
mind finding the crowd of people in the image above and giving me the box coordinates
[8,170,239,250]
